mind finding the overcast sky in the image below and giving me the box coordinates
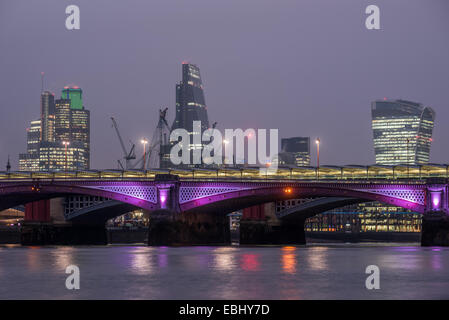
[1,0,448,169]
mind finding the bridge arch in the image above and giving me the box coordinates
[0,183,158,213]
[179,185,427,215]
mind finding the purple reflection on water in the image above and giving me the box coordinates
[431,251,443,269]
[193,247,214,267]
[157,247,168,268]
[158,254,168,268]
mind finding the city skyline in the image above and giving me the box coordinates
[1,0,448,169]
[19,87,90,171]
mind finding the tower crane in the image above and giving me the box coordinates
[111,117,136,170]
[128,107,171,170]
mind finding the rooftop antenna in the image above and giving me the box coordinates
[41,72,45,92]
[6,155,11,172]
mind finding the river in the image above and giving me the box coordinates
[0,243,448,299]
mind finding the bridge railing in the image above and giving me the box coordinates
[0,164,447,182]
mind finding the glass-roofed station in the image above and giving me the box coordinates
[1,164,448,181]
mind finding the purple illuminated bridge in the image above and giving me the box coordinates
[1,174,448,246]
[0,175,447,215]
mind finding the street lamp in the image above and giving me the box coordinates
[406,138,410,179]
[315,138,320,180]
[223,139,232,166]
[62,141,70,172]
[141,139,148,170]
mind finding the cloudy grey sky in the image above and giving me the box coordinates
[0,0,448,169]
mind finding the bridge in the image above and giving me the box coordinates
[1,164,449,246]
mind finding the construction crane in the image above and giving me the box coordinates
[128,107,171,170]
[148,107,171,169]
[111,117,136,170]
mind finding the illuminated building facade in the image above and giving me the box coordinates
[19,119,41,171]
[171,62,210,167]
[55,99,71,142]
[27,119,42,154]
[305,202,422,239]
[38,141,87,171]
[55,96,90,168]
[279,137,310,166]
[371,99,435,165]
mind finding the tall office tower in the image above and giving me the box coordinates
[371,99,435,165]
[171,63,210,167]
[70,108,90,168]
[40,91,55,142]
[19,119,41,171]
[280,137,311,166]
[55,87,90,168]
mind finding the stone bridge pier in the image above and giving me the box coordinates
[20,198,108,245]
[421,185,449,246]
[147,175,230,246]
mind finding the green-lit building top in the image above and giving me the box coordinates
[61,87,83,110]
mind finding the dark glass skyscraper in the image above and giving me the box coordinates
[172,63,210,132]
[371,99,435,165]
[171,63,210,167]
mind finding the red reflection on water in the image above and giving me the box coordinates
[241,254,260,271]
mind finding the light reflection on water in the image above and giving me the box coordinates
[281,246,297,274]
[0,244,448,299]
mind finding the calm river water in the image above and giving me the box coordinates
[0,243,448,299]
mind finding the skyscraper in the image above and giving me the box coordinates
[371,99,435,165]
[55,96,90,168]
[172,63,210,132]
[280,137,310,166]
[171,63,210,167]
